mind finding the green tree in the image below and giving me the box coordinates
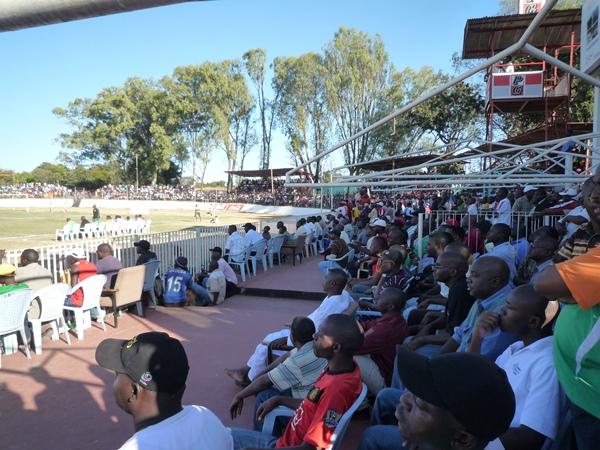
[208,60,255,192]
[243,49,278,170]
[372,66,447,157]
[54,77,183,186]
[323,27,392,173]
[272,52,331,181]
[30,162,71,184]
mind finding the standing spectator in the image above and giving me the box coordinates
[493,187,512,225]
[92,204,100,223]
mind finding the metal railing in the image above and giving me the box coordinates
[4,221,266,281]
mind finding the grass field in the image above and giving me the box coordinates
[0,207,296,250]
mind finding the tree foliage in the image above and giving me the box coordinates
[323,27,392,173]
[272,52,331,181]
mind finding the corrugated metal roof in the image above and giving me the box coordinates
[226,168,302,178]
[462,8,581,60]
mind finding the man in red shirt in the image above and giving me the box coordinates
[230,314,364,449]
[352,287,408,396]
[63,247,97,307]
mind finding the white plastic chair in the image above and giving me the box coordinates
[304,232,314,257]
[262,382,367,450]
[29,283,72,355]
[142,260,160,310]
[311,230,320,256]
[327,249,355,277]
[0,288,34,368]
[82,222,97,239]
[63,274,107,340]
[229,246,252,282]
[96,222,107,237]
[247,239,268,275]
[267,235,285,268]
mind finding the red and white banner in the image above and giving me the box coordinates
[491,72,543,99]
[519,0,546,14]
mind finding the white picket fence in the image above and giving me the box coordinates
[5,221,264,281]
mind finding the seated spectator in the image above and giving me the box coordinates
[229,314,364,449]
[349,287,408,397]
[469,285,565,449]
[206,261,226,306]
[514,236,557,286]
[95,243,122,289]
[262,226,272,241]
[206,248,239,298]
[482,223,517,283]
[163,257,194,308]
[318,229,350,276]
[225,225,246,263]
[357,349,515,450]
[12,249,53,320]
[62,248,97,308]
[134,240,157,266]
[347,236,388,298]
[225,269,354,385]
[278,225,295,247]
[357,247,411,307]
[229,316,327,431]
[552,177,600,263]
[535,244,600,448]
[407,252,475,355]
[0,263,28,294]
[95,332,233,449]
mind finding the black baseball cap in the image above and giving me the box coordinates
[133,240,151,251]
[396,347,515,441]
[95,332,189,393]
[209,246,223,254]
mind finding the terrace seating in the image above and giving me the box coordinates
[100,265,146,328]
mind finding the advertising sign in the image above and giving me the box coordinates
[582,0,600,76]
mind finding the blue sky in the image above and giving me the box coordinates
[0,0,500,182]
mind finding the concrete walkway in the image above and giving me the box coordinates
[0,253,369,449]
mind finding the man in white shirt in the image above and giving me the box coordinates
[225,269,355,385]
[225,225,246,262]
[470,285,565,450]
[95,332,233,450]
[493,188,512,225]
[243,222,263,247]
[207,261,226,305]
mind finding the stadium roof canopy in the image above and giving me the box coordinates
[225,168,304,178]
[462,8,581,60]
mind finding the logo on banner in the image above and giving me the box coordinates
[510,75,524,96]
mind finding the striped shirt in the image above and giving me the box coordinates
[554,222,600,263]
[268,341,327,398]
